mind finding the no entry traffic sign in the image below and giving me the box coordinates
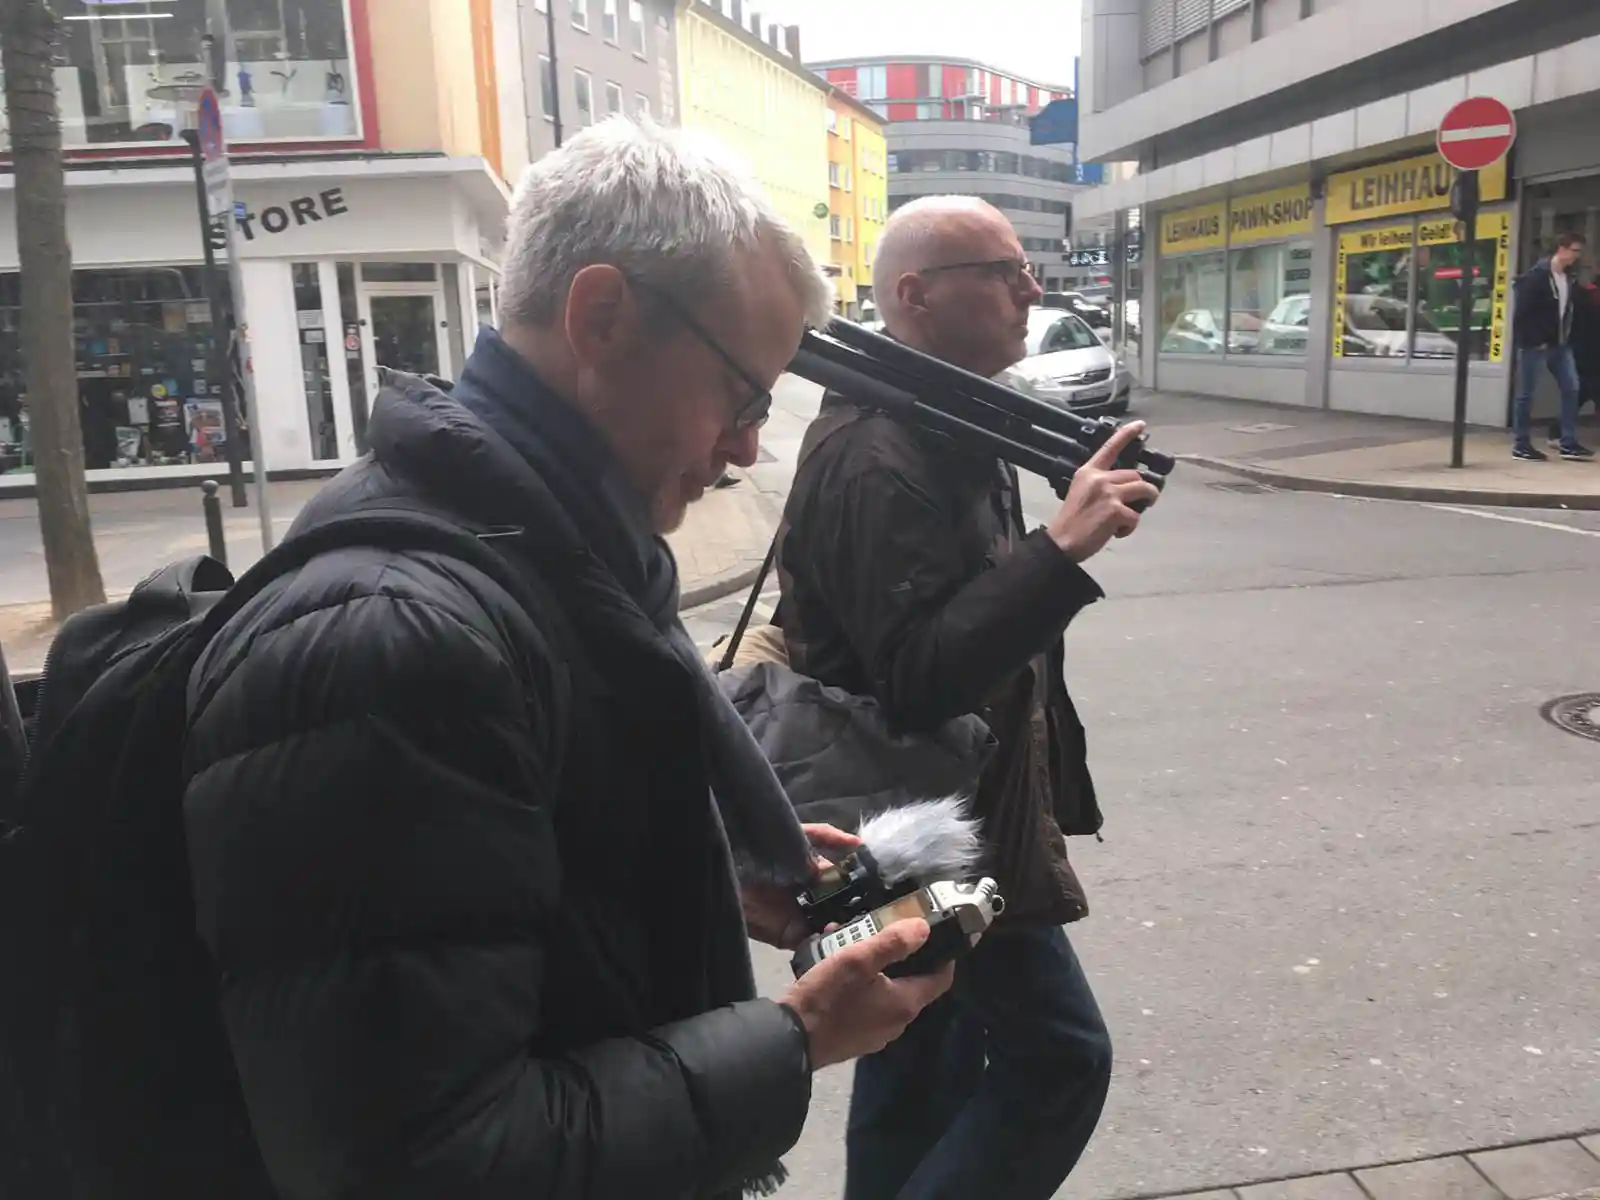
[1437,96,1516,172]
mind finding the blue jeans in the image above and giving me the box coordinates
[844,924,1113,1200]
[1513,344,1582,449]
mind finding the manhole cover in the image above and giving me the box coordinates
[1540,693,1600,743]
[1207,480,1274,494]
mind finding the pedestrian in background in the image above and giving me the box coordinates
[178,118,952,1200]
[777,194,1160,1200]
[1511,230,1594,460]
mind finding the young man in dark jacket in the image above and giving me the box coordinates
[1511,231,1593,460]
[777,195,1162,1200]
[179,119,952,1200]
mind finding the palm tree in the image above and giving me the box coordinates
[2,0,105,621]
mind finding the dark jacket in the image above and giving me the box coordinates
[776,394,1104,926]
[181,329,811,1200]
[1513,256,1577,349]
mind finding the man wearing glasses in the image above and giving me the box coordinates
[777,195,1160,1199]
[178,120,952,1199]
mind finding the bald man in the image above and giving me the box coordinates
[775,197,1160,1200]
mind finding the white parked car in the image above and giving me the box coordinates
[1003,308,1131,416]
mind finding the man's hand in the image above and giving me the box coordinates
[741,823,863,950]
[1047,420,1163,563]
[780,918,955,1069]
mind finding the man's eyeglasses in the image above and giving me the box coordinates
[919,258,1036,289]
[625,275,773,431]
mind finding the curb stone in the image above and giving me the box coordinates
[1181,453,1600,510]
[679,467,780,612]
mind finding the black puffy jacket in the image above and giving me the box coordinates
[181,338,811,1200]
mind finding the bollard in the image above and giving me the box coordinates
[201,479,228,569]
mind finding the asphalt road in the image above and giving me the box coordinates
[701,385,1600,1200]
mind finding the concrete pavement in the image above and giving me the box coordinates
[1138,390,1600,508]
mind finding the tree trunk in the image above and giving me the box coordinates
[2,0,105,621]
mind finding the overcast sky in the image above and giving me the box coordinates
[752,0,1083,88]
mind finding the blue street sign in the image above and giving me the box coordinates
[234,201,247,219]
[1030,97,1078,146]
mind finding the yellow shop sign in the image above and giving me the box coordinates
[1228,184,1314,245]
[1160,202,1226,254]
[1326,150,1508,225]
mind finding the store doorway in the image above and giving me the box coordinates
[369,293,444,379]
[1516,176,1600,434]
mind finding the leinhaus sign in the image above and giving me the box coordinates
[1325,151,1507,225]
[1160,202,1225,255]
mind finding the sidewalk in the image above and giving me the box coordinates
[1132,389,1600,509]
[1143,1131,1600,1200]
[0,468,779,676]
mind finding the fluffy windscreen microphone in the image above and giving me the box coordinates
[791,796,1004,980]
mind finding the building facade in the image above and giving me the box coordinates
[677,1,830,273]
[1076,0,1600,427]
[520,0,681,163]
[824,87,888,319]
[0,0,514,492]
[809,56,1092,292]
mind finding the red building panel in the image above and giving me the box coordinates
[886,62,918,102]
[887,102,917,121]
[826,67,858,95]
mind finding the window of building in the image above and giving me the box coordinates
[840,115,851,140]
[830,214,843,239]
[844,166,852,192]
[858,65,888,100]
[1227,240,1314,355]
[869,103,888,119]
[828,162,841,187]
[844,217,854,241]
[636,92,651,117]
[827,108,838,133]
[538,55,555,119]
[534,0,547,9]
[0,266,235,471]
[922,64,943,98]
[916,103,941,120]
[602,0,619,42]
[628,0,647,55]
[1333,215,1509,363]
[571,0,589,30]
[0,0,359,151]
[605,81,624,116]
[574,70,594,125]
[1158,253,1227,355]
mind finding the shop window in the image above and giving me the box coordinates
[1227,240,1313,355]
[292,263,338,461]
[2,0,359,152]
[362,263,437,283]
[336,262,370,453]
[1333,214,1510,363]
[1158,253,1227,355]
[0,266,228,470]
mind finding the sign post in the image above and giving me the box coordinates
[1438,96,1517,469]
[196,87,273,550]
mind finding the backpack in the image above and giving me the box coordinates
[0,507,568,1199]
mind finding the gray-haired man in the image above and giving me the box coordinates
[179,118,951,1199]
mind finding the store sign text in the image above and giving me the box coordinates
[1160,202,1226,254]
[1228,185,1314,245]
[207,187,352,251]
[1325,152,1507,225]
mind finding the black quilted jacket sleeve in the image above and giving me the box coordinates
[182,546,811,1200]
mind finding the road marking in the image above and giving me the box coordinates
[1421,503,1600,537]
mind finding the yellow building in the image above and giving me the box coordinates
[677,3,831,276]
[824,87,889,319]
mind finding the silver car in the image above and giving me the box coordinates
[1004,308,1130,416]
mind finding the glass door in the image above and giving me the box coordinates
[369,294,443,378]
